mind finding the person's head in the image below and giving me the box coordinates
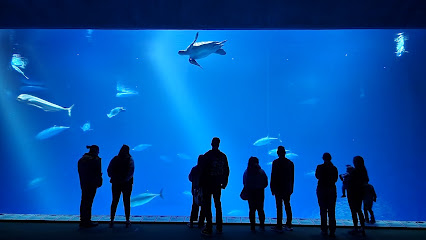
[277,146,286,157]
[322,152,332,162]
[86,145,99,156]
[353,156,365,169]
[197,154,205,165]
[118,144,130,157]
[248,156,260,169]
[211,137,220,150]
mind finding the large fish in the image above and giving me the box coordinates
[253,134,282,146]
[36,126,70,140]
[131,189,164,207]
[17,94,74,117]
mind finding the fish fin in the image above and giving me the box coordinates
[219,40,227,45]
[215,49,226,55]
[68,104,74,117]
[159,188,164,199]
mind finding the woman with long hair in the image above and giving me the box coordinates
[107,144,135,227]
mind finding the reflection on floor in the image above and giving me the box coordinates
[0,213,425,229]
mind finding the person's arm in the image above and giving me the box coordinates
[189,167,194,182]
[290,162,295,193]
[333,166,338,183]
[222,154,230,188]
[243,170,247,186]
[373,186,377,202]
[270,161,276,195]
[263,170,268,188]
[315,165,320,180]
[127,158,135,181]
[107,158,113,178]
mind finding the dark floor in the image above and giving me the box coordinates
[1,222,425,240]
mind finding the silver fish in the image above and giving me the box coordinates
[107,107,126,118]
[132,144,152,151]
[253,134,281,146]
[17,94,74,117]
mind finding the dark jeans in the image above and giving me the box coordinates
[201,187,223,231]
[110,181,133,221]
[190,195,205,225]
[317,187,337,233]
[248,189,265,229]
[363,200,375,221]
[275,194,292,228]
[80,186,97,223]
[348,191,365,229]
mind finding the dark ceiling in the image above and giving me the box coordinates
[0,0,425,29]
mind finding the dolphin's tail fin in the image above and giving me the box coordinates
[220,40,227,45]
[68,104,74,117]
[159,188,164,199]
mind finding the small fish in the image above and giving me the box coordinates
[132,144,152,151]
[305,170,316,177]
[116,82,139,97]
[107,107,126,118]
[17,94,74,117]
[177,153,191,160]
[182,191,192,196]
[253,134,282,146]
[27,177,45,190]
[80,121,93,132]
[131,189,164,207]
[36,126,70,140]
[11,54,29,79]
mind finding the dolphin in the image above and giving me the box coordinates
[130,189,164,207]
[17,94,74,117]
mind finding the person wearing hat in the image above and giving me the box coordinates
[78,145,103,228]
[315,152,338,237]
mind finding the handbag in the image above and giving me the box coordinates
[240,186,249,201]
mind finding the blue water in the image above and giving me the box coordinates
[0,29,425,221]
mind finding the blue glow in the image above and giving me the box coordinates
[0,29,425,221]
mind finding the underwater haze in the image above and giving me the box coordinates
[0,29,425,221]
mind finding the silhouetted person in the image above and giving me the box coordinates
[199,137,230,236]
[363,183,377,224]
[188,155,206,228]
[315,153,338,237]
[347,156,369,236]
[243,156,268,232]
[108,144,135,228]
[339,165,354,198]
[78,145,103,228]
[270,146,294,232]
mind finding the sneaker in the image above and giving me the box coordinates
[321,230,328,236]
[250,226,256,232]
[197,223,205,229]
[271,226,283,233]
[125,220,131,228]
[201,228,212,236]
[284,225,294,231]
[341,195,346,198]
[187,222,194,228]
[370,219,376,224]
[109,221,114,228]
[329,232,336,238]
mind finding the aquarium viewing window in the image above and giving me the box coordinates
[0,29,425,221]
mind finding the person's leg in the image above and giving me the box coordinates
[275,195,283,229]
[258,191,265,229]
[213,188,223,231]
[202,190,213,233]
[364,203,370,223]
[189,196,199,225]
[328,189,337,235]
[283,194,293,228]
[348,196,359,229]
[317,190,328,233]
[80,187,90,223]
[123,182,133,222]
[248,199,256,230]
[110,184,121,222]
